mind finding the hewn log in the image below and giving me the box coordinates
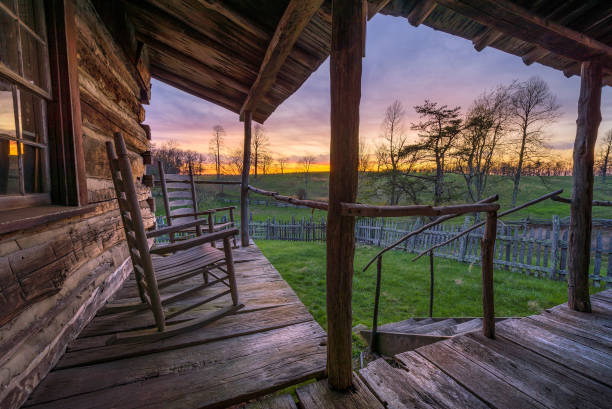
[481,211,497,338]
[435,0,612,68]
[241,112,252,247]
[568,59,602,313]
[407,0,437,27]
[240,0,324,119]
[327,0,364,390]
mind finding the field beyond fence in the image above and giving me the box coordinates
[155,214,612,288]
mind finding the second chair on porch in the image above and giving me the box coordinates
[104,132,243,343]
[158,161,237,246]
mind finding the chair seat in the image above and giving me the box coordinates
[152,244,225,285]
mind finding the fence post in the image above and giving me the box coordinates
[550,215,560,279]
[459,216,471,262]
[593,231,602,288]
[607,233,612,289]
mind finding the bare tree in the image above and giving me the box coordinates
[299,154,316,188]
[277,156,288,174]
[457,86,511,202]
[359,136,371,173]
[209,125,225,179]
[412,100,462,205]
[251,124,269,179]
[509,77,561,206]
[152,140,184,174]
[377,100,409,204]
[226,148,244,175]
[597,129,612,181]
[261,153,273,175]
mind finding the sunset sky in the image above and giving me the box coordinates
[146,13,612,168]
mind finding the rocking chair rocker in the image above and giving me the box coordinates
[104,132,243,343]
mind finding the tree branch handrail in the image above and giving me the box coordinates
[154,180,242,186]
[412,189,564,261]
[551,195,612,207]
[362,194,500,271]
[340,202,499,218]
[248,185,329,210]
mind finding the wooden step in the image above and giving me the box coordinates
[429,318,482,336]
[296,376,384,409]
[246,394,297,409]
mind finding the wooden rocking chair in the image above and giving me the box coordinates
[158,161,237,246]
[105,132,243,343]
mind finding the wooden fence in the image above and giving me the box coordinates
[155,214,612,287]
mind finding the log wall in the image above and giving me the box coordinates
[0,1,152,408]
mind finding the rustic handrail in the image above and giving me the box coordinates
[412,189,563,261]
[551,195,612,207]
[154,180,242,186]
[362,195,499,271]
[248,185,329,210]
[340,202,499,217]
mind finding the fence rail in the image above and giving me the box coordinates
[155,214,612,287]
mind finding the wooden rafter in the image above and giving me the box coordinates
[434,0,612,68]
[240,0,324,120]
[521,46,550,66]
[471,26,502,52]
[407,0,437,27]
[367,0,391,20]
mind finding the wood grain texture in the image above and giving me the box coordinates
[297,376,384,409]
[326,0,364,390]
[568,59,603,312]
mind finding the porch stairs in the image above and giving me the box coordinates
[248,289,612,409]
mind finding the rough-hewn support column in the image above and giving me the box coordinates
[326,0,364,390]
[568,59,602,312]
[481,211,497,338]
[240,111,252,247]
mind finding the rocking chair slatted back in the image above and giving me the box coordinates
[106,133,166,332]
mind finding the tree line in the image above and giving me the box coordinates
[363,76,611,207]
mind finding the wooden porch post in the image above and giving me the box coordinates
[327,0,364,390]
[240,111,252,247]
[568,59,602,312]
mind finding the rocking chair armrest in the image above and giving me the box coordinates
[146,218,212,238]
[213,206,237,212]
[150,228,239,254]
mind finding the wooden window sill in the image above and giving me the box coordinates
[0,205,97,235]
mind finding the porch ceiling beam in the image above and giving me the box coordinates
[137,33,251,94]
[434,0,612,68]
[240,0,324,120]
[367,0,391,20]
[407,0,437,27]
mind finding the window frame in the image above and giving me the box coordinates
[0,0,87,210]
[0,0,53,208]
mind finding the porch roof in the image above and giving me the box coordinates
[123,0,611,124]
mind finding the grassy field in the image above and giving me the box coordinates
[255,240,604,359]
[152,172,612,222]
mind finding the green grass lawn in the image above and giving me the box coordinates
[153,172,612,222]
[256,240,605,359]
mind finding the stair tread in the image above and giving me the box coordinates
[429,319,483,336]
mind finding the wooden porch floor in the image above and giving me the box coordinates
[23,243,327,409]
[254,289,612,409]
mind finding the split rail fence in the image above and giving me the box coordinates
[155,214,611,287]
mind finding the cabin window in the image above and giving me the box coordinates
[0,0,51,208]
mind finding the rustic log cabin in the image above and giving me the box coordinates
[0,0,610,408]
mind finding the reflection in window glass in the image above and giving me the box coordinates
[0,81,16,139]
[21,28,47,91]
[0,139,20,194]
[23,143,44,193]
[18,0,43,36]
[20,90,43,143]
[0,9,20,73]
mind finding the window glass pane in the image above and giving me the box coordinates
[0,80,16,139]
[0,9,19,74]
[19,88,44,143]
[21,27,47,91]
[0,139,20,194]
[22,143,43,193]
[0,0,16,13]
[17,0,43,37]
